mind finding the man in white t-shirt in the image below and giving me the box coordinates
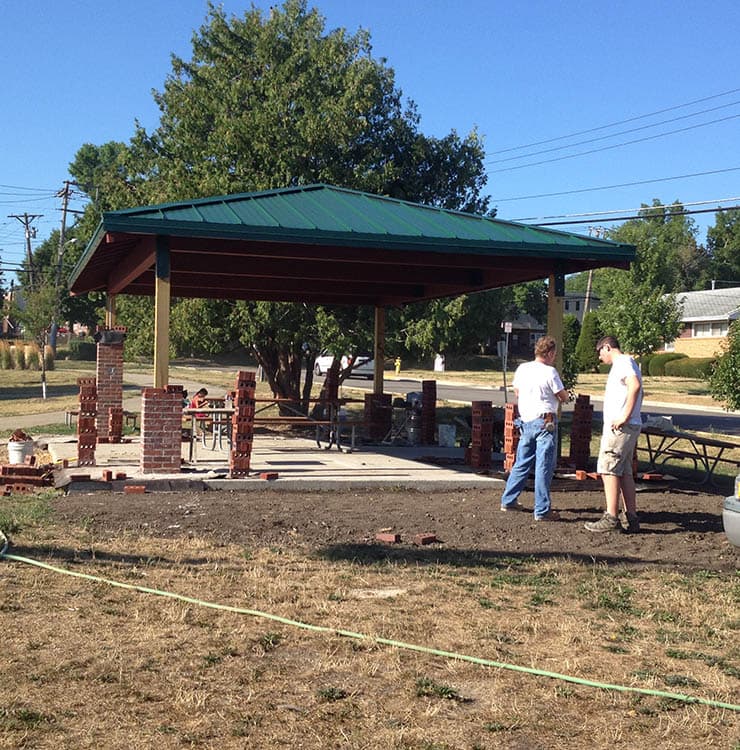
[585,335,643,533]
[500,335,569,521]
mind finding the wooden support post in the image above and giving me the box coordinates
[105,294,117,327]
[373,306,385,395]
[153,236,170,389]
[547,273,564,373]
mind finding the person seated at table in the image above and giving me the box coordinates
[188,388,210,436]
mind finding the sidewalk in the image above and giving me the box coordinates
[45,433,503,493]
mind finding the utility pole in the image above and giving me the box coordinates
[584,226,606,315]
[9,213,42,289]
[50,180,76,351]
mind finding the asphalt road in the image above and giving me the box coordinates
[343,375,740,437]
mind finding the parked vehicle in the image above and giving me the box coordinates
[314,354,374,379]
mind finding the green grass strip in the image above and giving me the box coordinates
[1,534,737,713]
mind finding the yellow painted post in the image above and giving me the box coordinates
[153,237,170,389]
[373,306,385,394]
[105,294,117,327]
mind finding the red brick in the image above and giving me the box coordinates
[259,472,279,480]
[376,532,401,544]
[413,533,438,545]
[124,485,147,494]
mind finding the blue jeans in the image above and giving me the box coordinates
[500,417,557,518]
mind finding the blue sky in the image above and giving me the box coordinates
[1,0,739,282]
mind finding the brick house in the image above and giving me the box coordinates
[664,287,740,357]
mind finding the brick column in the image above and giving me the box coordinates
[568,394,594,470]
[230,371,256,477]
[140,387,182,473]
[421,380,437,445]
[364,393,392,442]
[95,326,126,441]
[470,401,494,471]
[503,402,520,473]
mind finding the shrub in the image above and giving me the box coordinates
[68,338,97,361]
[0,341,12,369]
[13,345,26,370]
[43,345,55,371]
[25,344,41,371]
[647,352,687,376]
[663,357,715,378]
[575,312,602,372]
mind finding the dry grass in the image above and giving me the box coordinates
[1,519,738,749]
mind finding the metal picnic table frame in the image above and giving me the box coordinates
[639,425,740,487]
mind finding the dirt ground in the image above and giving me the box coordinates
[51,481,738,573]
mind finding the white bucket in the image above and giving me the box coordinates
[437,424,456,448]
[7,440,35,465]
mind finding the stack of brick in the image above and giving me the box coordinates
[95,326,126,441]
[503,402,520,473]
[1,458,54,496]
[77,377,97,466]
[140,387,183,473]
[108,407,123,443]
[420,380,437,445]
[230,370,256,478]
[470,400,494,470]
[364,393,392,442]
[569,394,593,470]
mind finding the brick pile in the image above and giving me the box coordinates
[568,394,593,470]
[470,400,494,471]
[503,402,520,473]
[420,380,436,445]
[1,456,54,496]
[77,377,97,466]
[140,386,183,473]
[230,370,256,478]
[364,393,392,442]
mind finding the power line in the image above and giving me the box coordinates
[512,196,740,223]
[487,86,740,155]
[490,166,740,202]
[525,204,738,227]
[485,99,740,165]
[488,113,740,174]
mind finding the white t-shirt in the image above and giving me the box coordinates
[603,353,643,426]
[512,360,565,422]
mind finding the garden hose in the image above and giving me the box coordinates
[0,528,737,712]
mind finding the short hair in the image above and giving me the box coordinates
[595,335,620,352]
[534,335,557,358]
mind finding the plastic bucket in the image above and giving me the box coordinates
[7,440,34,465]
[438,424,456,447]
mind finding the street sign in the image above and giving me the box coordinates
[503,321,512,333]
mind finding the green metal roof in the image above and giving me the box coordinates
[69,183,634,306]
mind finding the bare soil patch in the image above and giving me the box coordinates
[51,483,737,572]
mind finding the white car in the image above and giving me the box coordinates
[314,354,374,379]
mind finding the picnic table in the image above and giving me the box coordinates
[638,425,740,487]
[183,397,363,463]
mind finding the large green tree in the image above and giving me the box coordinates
[703,208,740,287]
[590,200,690,355]
[68,0,490,408]
[709,320,740,410]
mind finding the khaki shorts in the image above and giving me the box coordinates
[597,424,641,476]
